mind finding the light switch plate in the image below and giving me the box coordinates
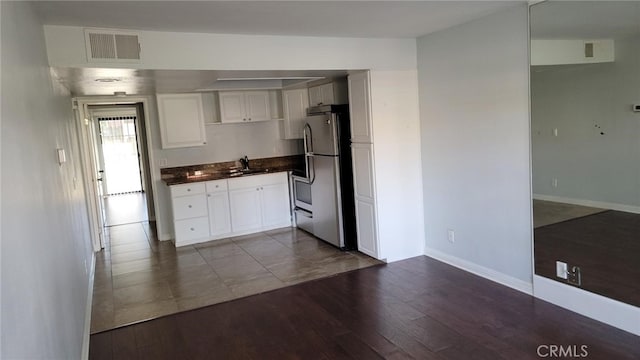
[556,261,568,279]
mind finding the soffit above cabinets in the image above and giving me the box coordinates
[50,68,352,96]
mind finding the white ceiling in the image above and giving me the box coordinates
[33,1,519,39]
[530,1,640,39]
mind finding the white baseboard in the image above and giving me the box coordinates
[81,253,96,360]
[533,194,640,214]
[533,275,640,335]
[424,247,533,295]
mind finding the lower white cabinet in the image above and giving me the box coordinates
[207,192,232,237]
[170,172,291,246]
[229,187,263,233]
[174,217,210,243]
[351,142,380,259]
[228,172,291,233]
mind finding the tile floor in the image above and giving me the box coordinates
[91,222,381,333]
[103,192,148,226]
[533,199,605,228]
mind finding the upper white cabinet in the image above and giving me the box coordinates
[348,71,373,143]
[282,88,309,139]
[308,84,331,106]
[219,91,271,123]
[308,80,348,107]
[157,93,207,149]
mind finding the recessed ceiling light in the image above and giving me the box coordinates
[95,78,121,83]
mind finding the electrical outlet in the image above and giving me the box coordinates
[553,128,558,137]
[159,158,168,167]
[447,229,455,243]
[556,261,568,279]
[567,266,582,286]
[552,178,558,188]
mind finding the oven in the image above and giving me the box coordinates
[291,174,313,233]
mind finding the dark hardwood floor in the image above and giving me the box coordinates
[89,256,640,360]
[535,210,640,306]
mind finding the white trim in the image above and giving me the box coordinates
[533,194,640,214]
[533,275,640,336]
[159,233,172,241]
[81,253,96,360]
[424,247,533,295]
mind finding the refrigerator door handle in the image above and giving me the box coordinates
[303,123,316,184]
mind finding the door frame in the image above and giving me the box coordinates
[74,96,159,251]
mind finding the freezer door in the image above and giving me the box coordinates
[310,155,343,248]
[305,114,338,156]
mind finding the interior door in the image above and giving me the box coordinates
[86,110,107,248]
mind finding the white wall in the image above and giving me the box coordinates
[1,2,93,358]
[44,25,417,71]
[417,5,532,289]
[531,35,640,210]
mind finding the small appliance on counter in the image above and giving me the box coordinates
[292,104,356,250]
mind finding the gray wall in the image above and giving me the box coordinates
[1,2,93,358]
[417,5,532,284]
[531,35,640,207]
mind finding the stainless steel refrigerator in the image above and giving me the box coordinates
[302,105,356,249]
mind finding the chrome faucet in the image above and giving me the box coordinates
[239,156,249,170]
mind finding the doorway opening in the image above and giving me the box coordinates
[89,105,152,228]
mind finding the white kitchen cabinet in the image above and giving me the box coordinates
[170,182,209,246]
[260,182,291,228]
[348,71,373,143]
[206,179,231,237]
[354,200,378,258]
[282,88,309,139]
[351,142,380,259]
[308,83,335,106]
[228,172,291,234]
[157,93,207,149]
[228,187,263,233]
[219,91,271,123]
[169,172,291,246]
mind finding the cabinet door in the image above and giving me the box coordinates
[157,94,207,149]
[228,187,262,233]
[319,83,335,105]
[282,88,309,139]
[244,91,271,121]
[219,92,247,123]
[348,72,373,143]
[354,199,378,258]
[351,143,376,201]
[351,143,379,258]
[260,182,291,228]
[207,192,231,237]
[308,86,323,106]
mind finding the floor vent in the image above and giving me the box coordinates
[85,28,141,62]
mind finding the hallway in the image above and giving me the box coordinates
[104,193,148,226]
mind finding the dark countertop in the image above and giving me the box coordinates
[161,155,305,186]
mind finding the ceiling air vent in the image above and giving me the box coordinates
[85,29,141,62]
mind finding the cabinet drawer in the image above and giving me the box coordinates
[173,194,207,220]
[228,172,287,190]
[206,179,228,193]
[171,182,205,197]
[175,217,210,242]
